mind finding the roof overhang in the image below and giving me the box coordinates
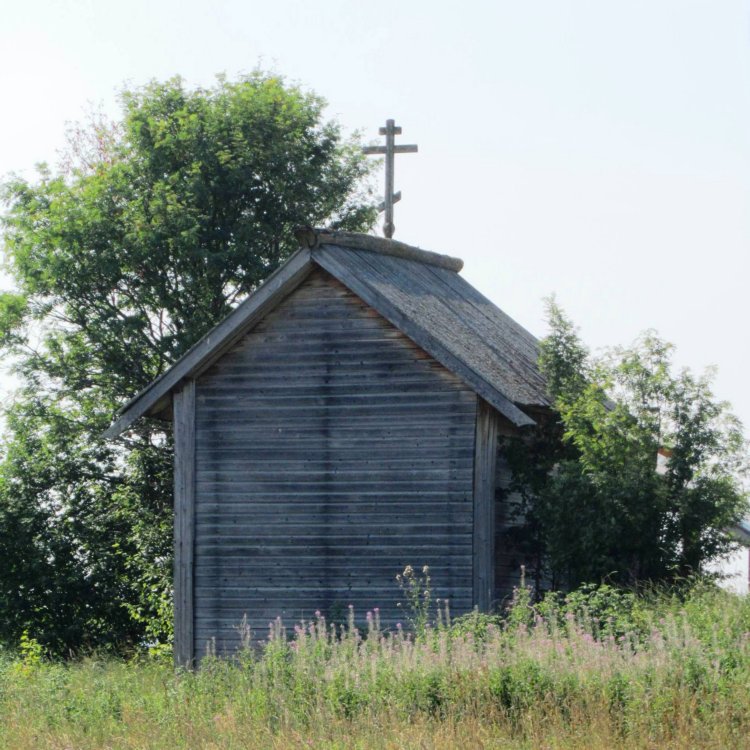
[104,232,539,438]
[103,247,315,438]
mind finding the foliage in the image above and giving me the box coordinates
[396,564,433,637]
[1,584,750,748]
[505,299,749,590]
[0,72,377,654]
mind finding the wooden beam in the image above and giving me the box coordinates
[362,145,418,154]
[473,397,499,612]
[306,229,463,271]
[173,380,196,668]
[104,248,313,438]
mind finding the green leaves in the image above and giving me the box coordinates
[0,71,377,654]
[538,297,589,404]
[0,292,27,347]
[514,303,748,590]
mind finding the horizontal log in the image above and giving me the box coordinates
[198,373,461,387]
[197,374,462,392]
[194,547,471,560]
[208,337,436,357]
[195,466,473,481]
[193,568,467,583]
[196,483,471,496]
[196,432,472,446]
[193,597,475,617]
[195,514,471,527]
[197,450,470,463]
[194,516,472,528]
[197,387,469,405]
[194,492,471,504]
[195,446,474,461]
[194,533,472,547]
[197,431,472,445]
[196,398,475,415]
[195,534,473,546]
[195,583,470,598]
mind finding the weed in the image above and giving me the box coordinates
[2,583,750,748]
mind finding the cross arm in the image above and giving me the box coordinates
[378,191,401,212]
[362,144,418,155]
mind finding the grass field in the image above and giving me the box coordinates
[2,581,750,749]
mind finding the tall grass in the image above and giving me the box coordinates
[2,583,750,749]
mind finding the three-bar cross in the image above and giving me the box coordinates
[363,119,418,239]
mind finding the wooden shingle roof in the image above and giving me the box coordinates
[104,230,549,438]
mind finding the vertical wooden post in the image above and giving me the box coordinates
[173,380,196,668]
[383,119,396,238]
[473,397,499,612]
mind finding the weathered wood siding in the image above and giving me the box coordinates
[193,268,477,655]
[173,381,196,666]
[472,399,499,611]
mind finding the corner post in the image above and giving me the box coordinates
[473,398,499,611]
[173,379,196,667]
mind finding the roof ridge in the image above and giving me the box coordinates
[293,227,464,272]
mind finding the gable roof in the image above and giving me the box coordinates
[104,230,549,438]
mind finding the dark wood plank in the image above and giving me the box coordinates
[473,397,499,612]
[173,380,196,668]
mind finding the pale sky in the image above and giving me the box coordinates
[1,0,749,433]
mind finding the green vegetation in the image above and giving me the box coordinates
[0,72,376,655]
[2,583,750,749]
[505,300,748,591]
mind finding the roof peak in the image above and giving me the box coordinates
[293,227,464,273]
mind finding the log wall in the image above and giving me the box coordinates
[192,269,477,655]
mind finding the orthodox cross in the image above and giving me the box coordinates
[363,119,418,239]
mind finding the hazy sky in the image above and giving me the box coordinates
[1,0,749,430]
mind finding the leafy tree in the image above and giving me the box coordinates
[0,72,376,654]
[505,299,748,591]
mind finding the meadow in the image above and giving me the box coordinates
[2,579,750,749]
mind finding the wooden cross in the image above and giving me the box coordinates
[363,119,418,239]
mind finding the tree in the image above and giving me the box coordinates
[0,72,377,654]
[505,300,748,591]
